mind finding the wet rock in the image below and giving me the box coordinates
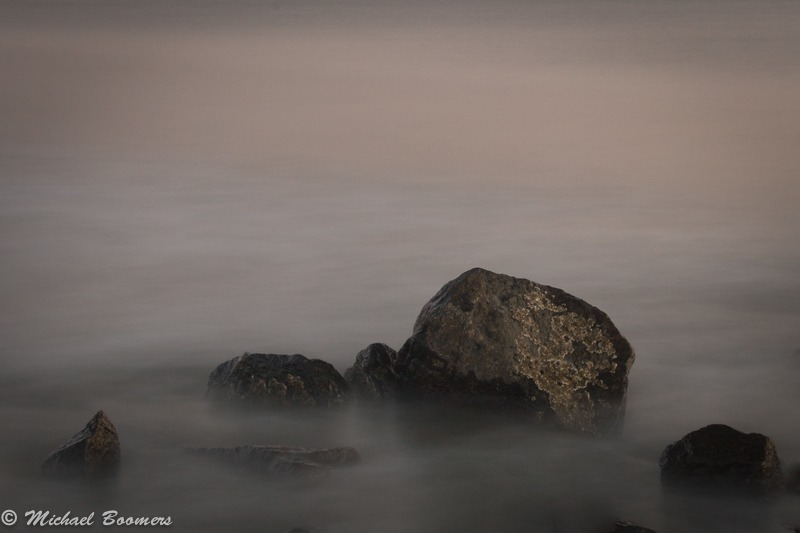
[659,424,784,494]
[393,268,635,435]
[185,445,360,478]
[343,343,399,400]
[610,519,657,532]
[205,353,351,407]
[41,410,121,479]
[785,464,800,494]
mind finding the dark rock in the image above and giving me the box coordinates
[785,464,800,494]
[392,268,635,434]
[42,410,121,479]
[204,353,351,407]
[610,519,657,532]
[659,424,784,494]
[343,343,399,400]
[185,445,360,478]
[287,530,310,533]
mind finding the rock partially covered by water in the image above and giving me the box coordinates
[393,268,635,435]
[659,424,784,494]
[41,410,121,479]
[610,519,657,532]
[186,445,360,478]
[344,343,398,400]
[205,353,351,407]
[786,464,800,494]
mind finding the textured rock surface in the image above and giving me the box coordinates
[205,353,351,407]
[343,343,398,400]
[393,268,635,434]
[186,445,360,478]
[659,424,784,494]
[610,519,657,532]
[42,410,121,478]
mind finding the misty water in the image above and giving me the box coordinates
[1,1,800,532]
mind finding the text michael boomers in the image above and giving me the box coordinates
[25,510,172,527]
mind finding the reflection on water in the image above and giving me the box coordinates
[1,0,800,531]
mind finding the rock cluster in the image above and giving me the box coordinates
[203,269,634,435]
[185,445,360,478]
[659,424,784,494]
[41,410,121,479]
[205,353,351,407]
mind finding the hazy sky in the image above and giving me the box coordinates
[2,0,799,193]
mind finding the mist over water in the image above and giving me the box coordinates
[1,1,799,531]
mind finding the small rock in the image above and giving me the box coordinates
[610,519,657,532]
[204,353,351,407]
[185,445,360,478]
[391,268,635,435]
[42,410,121,479]
[659,424,784,494]
[785,464,800,494]
[343,343,398,400]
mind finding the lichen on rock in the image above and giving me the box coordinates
[392,268,635,435]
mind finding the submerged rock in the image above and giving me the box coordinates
[343,343,398,400]
[41,410,121,479]
[186,445,360,478]
[390,268,634,434]
[659,424,784,494]
[205,353,351,407]
[610,519,657,532]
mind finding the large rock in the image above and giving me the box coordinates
[391,268,635,434]
[659,424,784,494]
[185,445,360,478]
[343,343,398,400]
[42,410,121,478]
[205,353,351,407]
